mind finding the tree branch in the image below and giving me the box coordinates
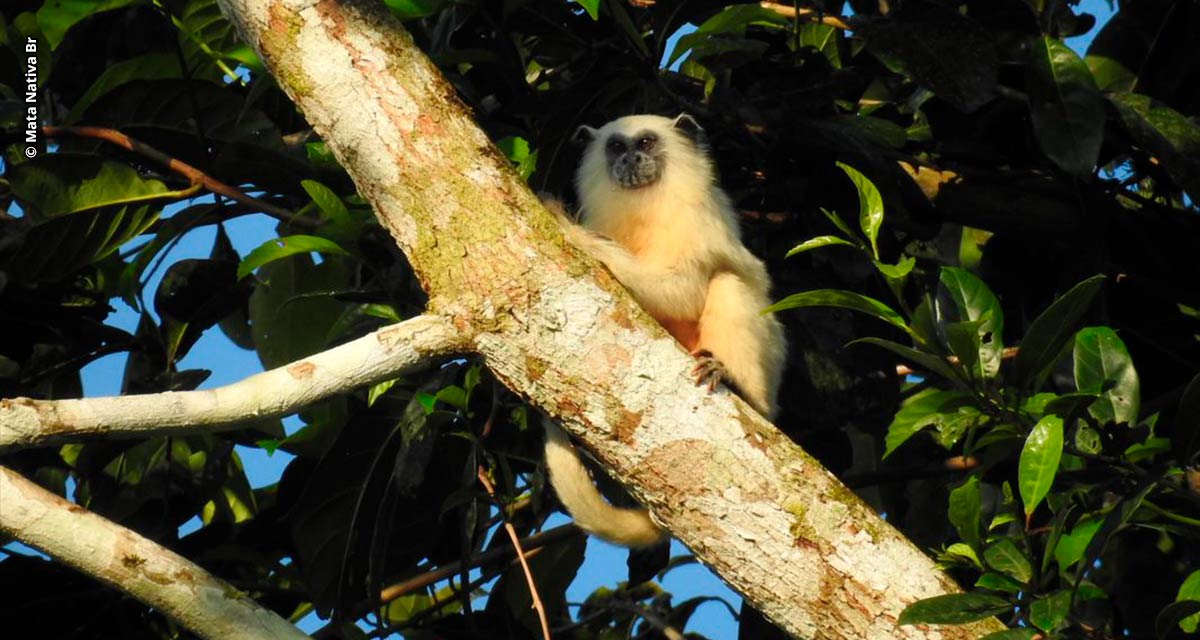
[211,1,1006,637]
[0,314,465,451]
[0,466,306,640]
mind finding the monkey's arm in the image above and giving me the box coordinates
[559,222,709,320]
[695,261,787,418]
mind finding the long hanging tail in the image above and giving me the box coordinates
[543,422,665,547]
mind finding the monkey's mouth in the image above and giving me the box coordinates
[611,161,661,189]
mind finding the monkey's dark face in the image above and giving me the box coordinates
[604,131,663,189]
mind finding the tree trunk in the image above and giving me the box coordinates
[210,1,1004,638]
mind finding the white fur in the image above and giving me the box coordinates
[546,115,787,546]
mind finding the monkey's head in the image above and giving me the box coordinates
[574,114,708,192]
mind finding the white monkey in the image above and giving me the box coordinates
[543,114,787,547]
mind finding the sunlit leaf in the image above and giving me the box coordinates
[766,290,909,335]
[786,235,857,257]
[1019,415,1063,522]
[836,162,884,259]
[238,235,351,280]
[880,388,973,457]
[1073,327,1140,426]
[937,268,1005,379]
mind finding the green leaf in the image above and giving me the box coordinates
[496,136,539,181]
[36,0,136,49]
[9,153,172,220]
[65,53,183,124]
[1108,92,1200,198]
[874,256,915,281]
[880,388,973,458]
[978,629,1038,640]
[799,22,841,68]
[1019,415,1063,522]
[301,180,352,226]
[948,476,983,552]
[820,207,860,243]
[1029,590,1071,632]
[572,0,599,20]
[945,542,982,568]
[836,162,884,259]
[785,235,857,258]
[1014,275,1105,390]
[1027,36,1105,176]
[897,593,1010,625]
[766,290,909,335]
[975,572,1023,594]
[1073,327,1140,426]
[248,255,349,370]
[1158,601,1200,639]
[1053,517,1102,572]
[1175,571,1200,634]
[938,267,1005,379]
[238,235,351,280]
[382,0,444,20]
[983,538,1032,584]
[367,378,400,407]
[175,0,261,83]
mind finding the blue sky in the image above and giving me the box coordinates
[41,2,1119,637]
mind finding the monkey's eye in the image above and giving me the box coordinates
[635,136,656,152]
[606,139,626,154]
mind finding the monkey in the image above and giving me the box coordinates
[542,113,787,547]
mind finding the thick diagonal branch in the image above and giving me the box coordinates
[0,466,307,640]
[0,314,464,451]
[211,1,1005,638]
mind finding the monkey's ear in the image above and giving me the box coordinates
[572,125,598,145]
[672,113,706,146]
[672,113,702,134]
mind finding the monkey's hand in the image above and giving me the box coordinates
[690,349,728,393]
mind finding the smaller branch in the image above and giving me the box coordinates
[0,314,466,451]
[378,524,581,604]
[371,546,549,638]
[0,466,306,640]
[41,125,318,230]
[759,2,853,30]
[477,467,551,640]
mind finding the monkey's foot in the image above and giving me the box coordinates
[690,349,726,393]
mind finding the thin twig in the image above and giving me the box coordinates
[477,467,552,640]
[41,125,318,230]
[759,2,854,30]
[369,545,548,638]
[378,524,580,604]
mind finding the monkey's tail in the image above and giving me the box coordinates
[543,422,666,547]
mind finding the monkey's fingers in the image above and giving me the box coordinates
[690,349,726,393]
